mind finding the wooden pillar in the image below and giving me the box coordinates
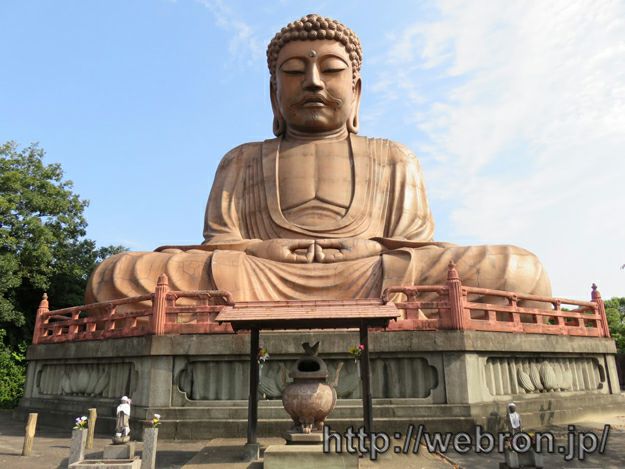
[447,261,467,330]
[151,274,169,335]
[247,328,260,445]
[359,324,373,433]
[86,408,97,449]
[21,413,38,456]
[592,283,611,338]
[32,294,49,345]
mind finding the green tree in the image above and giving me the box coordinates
[0,141,126,347]
[605,297,625,352]
[0,329,26,408]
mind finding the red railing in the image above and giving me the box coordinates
[32,274,233,344]
[383,262,610,338]
[32,264,610,344]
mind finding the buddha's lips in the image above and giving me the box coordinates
[293,94,342,108]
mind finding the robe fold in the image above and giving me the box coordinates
[86,135,550,305]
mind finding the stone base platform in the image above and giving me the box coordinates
[103,442,135,459]
[284,431,324,444]
[264,444,359,469]
[68,459,141,469]
[17,330,623,439]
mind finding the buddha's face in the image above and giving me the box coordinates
[273,39,360,135]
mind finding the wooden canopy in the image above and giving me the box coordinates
[215,298,400,331]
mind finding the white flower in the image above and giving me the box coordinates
[80,416,87,421]
[154,414,161,419]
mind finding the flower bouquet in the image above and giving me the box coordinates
[73,416,88,430]
[258,347,270,378]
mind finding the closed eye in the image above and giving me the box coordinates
[320,57,348,74]
[280,58,306,75]
[322,67,346,73]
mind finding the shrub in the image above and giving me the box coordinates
[0,329,26,408]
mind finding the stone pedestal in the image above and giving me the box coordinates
[17,331,624,439]
[104,442,135,459]
[501,448,544,469]
[264,445,359,469]
[140,428,158,469]
[69,429,87,466]
[284,431,324,445]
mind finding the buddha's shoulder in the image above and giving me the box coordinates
[216,141,265,170]
[355,135,420,164]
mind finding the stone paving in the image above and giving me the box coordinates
[4,409,625,468]
[0,410,203,469]
[443,415,625,469]
[182,437,452,468]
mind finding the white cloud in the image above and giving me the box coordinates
[373,0,625,299]
[196,0,264,65]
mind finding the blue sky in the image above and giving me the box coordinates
[2,0,624,300]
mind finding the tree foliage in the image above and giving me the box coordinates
[0,141,126,347]
[0,329,26,408]
[605,297,625,353]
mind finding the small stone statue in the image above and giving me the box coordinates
[112,396,131,444]
[506,402,522,434]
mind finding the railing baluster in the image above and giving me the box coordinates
[69,311,80,336]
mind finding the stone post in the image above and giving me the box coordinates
[151,274,169,336]
[86,408,97,449]
[32,293,49,345]
[21,412,38,456]
[446,261,468,330]
[69,428,87,465]
[141,427,158,469]
[592,283,611,338]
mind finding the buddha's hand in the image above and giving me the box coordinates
[314,239,384,263]
[245,239,315,263]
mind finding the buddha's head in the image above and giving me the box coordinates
[267,14,363,137]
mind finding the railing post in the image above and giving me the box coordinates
[592,283,610,338]
[32,293,49,345]
[151,274,169,335]
[510,294,523,332]
[553,300,567,335]
[447,261,467,330]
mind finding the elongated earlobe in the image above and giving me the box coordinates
[270,84,286,136]
[347,78,362,134]
[347,113,359,134]
[273,116,285,136]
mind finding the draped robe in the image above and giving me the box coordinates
[86,135,550,304]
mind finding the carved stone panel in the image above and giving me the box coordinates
[485,357,605,396]
[176,357,438,400]
[36,362,136,398]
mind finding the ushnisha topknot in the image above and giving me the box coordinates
[267,13,363,87]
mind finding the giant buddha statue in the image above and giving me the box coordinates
[86,14,551,306]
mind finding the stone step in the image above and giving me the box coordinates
[147,403,472,420]
[158,416,479,439]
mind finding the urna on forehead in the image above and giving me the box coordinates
[266,13,363,85]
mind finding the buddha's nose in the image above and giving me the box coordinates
[303,65,323,92]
